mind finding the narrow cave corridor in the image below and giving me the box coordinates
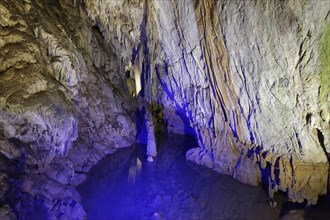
[0,0,329,219]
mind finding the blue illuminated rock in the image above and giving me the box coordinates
[0,0,329,219]
[0,0,136,218]
[83,0,329,204]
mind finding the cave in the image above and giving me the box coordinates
[0,0,329,219]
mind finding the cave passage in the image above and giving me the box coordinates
[1,0,330,219]
[77,134,282,220]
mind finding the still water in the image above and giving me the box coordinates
[77,134,329,220]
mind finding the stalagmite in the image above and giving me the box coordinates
[146,111,157,162]
[0,0,329,219]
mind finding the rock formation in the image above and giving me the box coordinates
[83,0,329,204]
[0,0,136,218]
[0,0,329,218]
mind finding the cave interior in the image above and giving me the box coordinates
[0,0,329,219]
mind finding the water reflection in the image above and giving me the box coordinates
[128,158,142,184]
[77,134,280,220]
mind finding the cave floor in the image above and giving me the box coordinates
[77,133,330,220]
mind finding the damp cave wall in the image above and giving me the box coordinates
[0,0,329,218]
[0,0,137,218]
[83,0,330,204]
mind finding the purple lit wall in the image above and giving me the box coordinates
[0,0,329,219]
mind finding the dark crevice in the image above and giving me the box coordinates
[316,128,328,161]
[305,113,312,124]
[138,0,149,98]
[316,128,330,191]
[274,157,281,185]
[317,128,326,149]
[92,25,104,40]
[219,99,228,122]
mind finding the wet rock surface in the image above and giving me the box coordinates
[0,0,329,218]
[84,0,330,203]
[0,0,136,218]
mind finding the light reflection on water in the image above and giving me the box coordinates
[77,134,280,220]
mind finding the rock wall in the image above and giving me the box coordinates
[0,0,329,218]
[84,0,329,204]
[0,0,136,219]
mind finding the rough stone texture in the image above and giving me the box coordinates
[84,0,329,204]
[0,0,329,218]
[0,0,136,218]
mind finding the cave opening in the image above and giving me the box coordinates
[125,62,142,98]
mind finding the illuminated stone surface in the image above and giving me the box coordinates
[0,0,136,218]
[0,0,329,219]
[83,0,329,204]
